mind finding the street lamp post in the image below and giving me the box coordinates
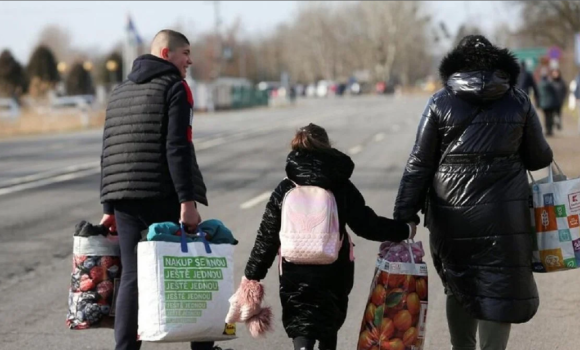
[204,1,222,112]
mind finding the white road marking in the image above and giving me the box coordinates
[240,191,272,209]
[0,167,101,196]
[0,118,329,197]
[196,123,292,151]
[349,145,363,155]
[0,161,100,188]
[374,132,386,142]
[196,137,227,150]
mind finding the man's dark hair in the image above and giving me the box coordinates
[152,29,190,52]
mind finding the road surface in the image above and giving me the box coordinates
[0,95,577,350]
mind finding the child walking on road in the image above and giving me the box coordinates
[227,123,416,350]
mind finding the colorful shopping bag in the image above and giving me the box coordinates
[67,221,121,330]
[530,164,580,272]
[357,240,428,350]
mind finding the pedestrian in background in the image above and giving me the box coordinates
[516,60,540,105]
[538,67,561,136]
[550,68,568,131]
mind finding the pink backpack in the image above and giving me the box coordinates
[279,179,343,266]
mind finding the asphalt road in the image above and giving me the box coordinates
[0,95,578,350]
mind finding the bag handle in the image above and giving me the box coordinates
[180,222,212,254]
[528,161,565,185]
[284,177,299,187]
[553,161,564,177]
[406,239,416,266]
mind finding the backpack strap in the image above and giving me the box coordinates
[279,177,297,276]
[284,177,299,187]
[278,248,283,276]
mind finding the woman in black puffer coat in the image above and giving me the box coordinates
[394,36,553,350]
[244,124,413,350]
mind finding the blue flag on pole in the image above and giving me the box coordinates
[123,15,143,79]
[126,16,143,46]
[575,33,580,67]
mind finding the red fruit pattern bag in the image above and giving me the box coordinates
[358,240,428,350]
[67,221,122,330]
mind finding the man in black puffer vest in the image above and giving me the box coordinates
[98,30,215,350]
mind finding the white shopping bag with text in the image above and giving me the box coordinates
[137,227,236,342]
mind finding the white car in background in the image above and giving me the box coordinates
[305,84,317,98]
[316,80,336,98]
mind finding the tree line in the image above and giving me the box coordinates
[188,1,433,86]
[2,1,579,103]
[0,23,124,103]
[0,45,123,102]
[159,1,580,87]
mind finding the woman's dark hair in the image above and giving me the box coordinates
[290,123,332,151]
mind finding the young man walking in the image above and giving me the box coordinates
[99,29,217,350]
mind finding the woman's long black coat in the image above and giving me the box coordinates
[394,41,553,324]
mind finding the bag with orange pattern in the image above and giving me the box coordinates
[357,240,428,350]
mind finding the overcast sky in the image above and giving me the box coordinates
[0,1,521,63]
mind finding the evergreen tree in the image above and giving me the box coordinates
[0,49,28,98]
[66,62,94,95]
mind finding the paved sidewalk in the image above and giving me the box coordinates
[544,109,580,176]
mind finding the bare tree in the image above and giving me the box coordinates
[492,23,516,48]
[36,25,72,62]
[512,1,580,49]
[394,5,433,85]
[452,24,485,47]
[186,1,434,86]
[281,2,340,81]
[353,1,431,83]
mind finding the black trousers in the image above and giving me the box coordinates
[113,198,214,350]
[292,335,337,350]
[543,108,557,135]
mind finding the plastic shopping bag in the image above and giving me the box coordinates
[67,221,121,330]
[357,240,428,350]
[530,164,580,272]
[137,224,237,342]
